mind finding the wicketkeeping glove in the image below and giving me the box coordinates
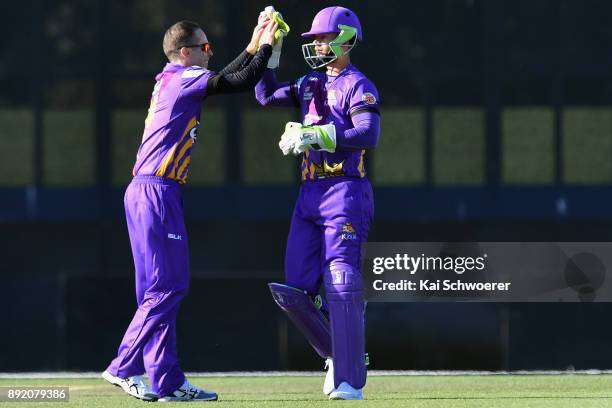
[278,122,337,156]
[264,6,290,69]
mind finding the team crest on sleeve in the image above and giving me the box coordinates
[362,92,377,105]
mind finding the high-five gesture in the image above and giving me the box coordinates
[246,12,272,55]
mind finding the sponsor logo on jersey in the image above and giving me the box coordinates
[362,92,377,105]
[331,269,344,284]
[189,121,200,142]
[168,233,183,240]
[341,222,357,240]
[327,90,337,104]
[313,159,345,178]
[303,86,313,101]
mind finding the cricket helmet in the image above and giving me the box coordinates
[301,6,362,69]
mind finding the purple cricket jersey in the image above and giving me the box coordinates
[107,63,214,395]
[294,64,379,181]
[132,63,213,185]
[255,63,378,389]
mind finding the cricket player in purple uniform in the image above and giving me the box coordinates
[256,6,380,401]
[101,17,278,402]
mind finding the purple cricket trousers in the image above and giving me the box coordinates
[106,175,188,396]
[285,177,374,389]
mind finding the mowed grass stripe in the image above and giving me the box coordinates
[1,375,612,407]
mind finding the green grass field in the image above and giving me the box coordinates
[2,374,612,407]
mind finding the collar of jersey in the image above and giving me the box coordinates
[325,64,356,86]
[163,63,186,73]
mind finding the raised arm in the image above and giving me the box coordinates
[217,50,253,76]
[206,45,272,95]
[255,69,299,108]
[205,20,278,95]
[217,12,270,75]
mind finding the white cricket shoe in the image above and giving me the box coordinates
[329,382,363,400]
[158,379,218,402]
[323,358,334,395]
[102,370,158,401]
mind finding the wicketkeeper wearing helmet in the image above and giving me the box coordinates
[256,6,380,400]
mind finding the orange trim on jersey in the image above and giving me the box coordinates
[169,138,193,179]
[178,169,189,184]
[154,117,197,178]
[176,156,191,183]
[301,150,310,180]
[144,99,157,129]
[155,145,178,177]
[357,149,366,177]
